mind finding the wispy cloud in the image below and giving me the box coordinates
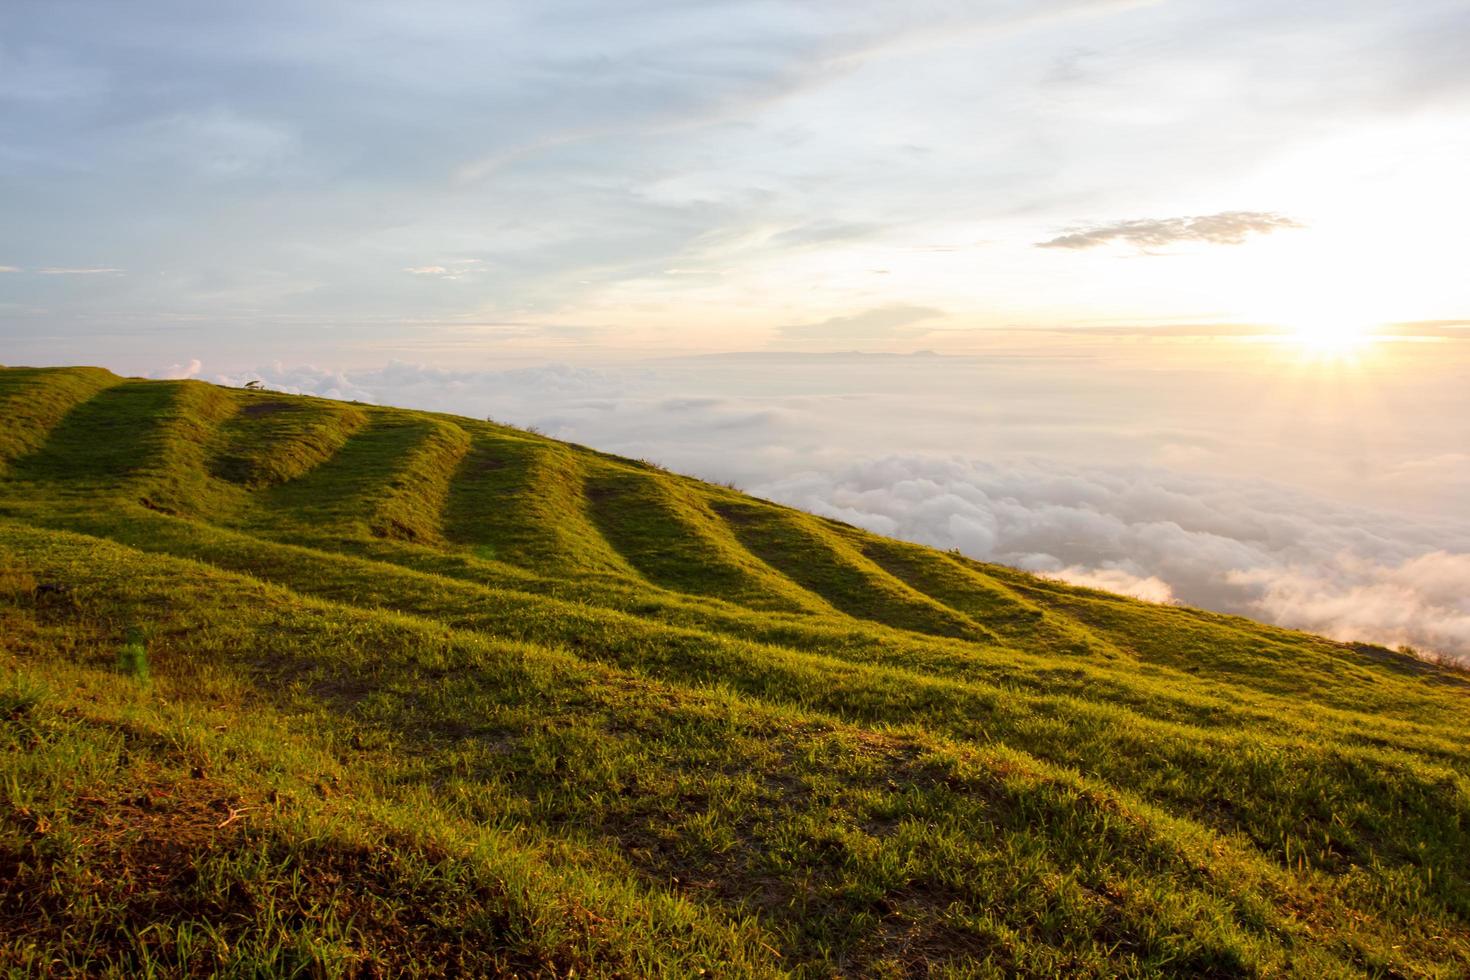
[775,305,944,345]
[1037,211,1302,251]
[404,259,484,281]
[0,266,18,273]
[37,266,125,275]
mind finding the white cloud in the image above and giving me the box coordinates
[1045,566,1176,604]
[212,363,378,403]
[1229,553,1470,656]
[749,453,1470,660]
[1036,211,1302,251]
[37,267,124,275]
[153,358,202,380]
[404,261,485,281]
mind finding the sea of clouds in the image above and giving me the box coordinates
[181,341,1470,662]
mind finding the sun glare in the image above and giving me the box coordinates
[1284,316,1374,355]
[1241,287,1383,358]
[1234,263,1389,360]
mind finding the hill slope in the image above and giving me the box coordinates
[1,366,1467,977]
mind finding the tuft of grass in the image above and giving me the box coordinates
[115,626,150,683]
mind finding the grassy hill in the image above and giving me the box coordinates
[1,366,1467,977]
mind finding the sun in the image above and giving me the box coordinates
[1234,274,1386,359]
[1218,227,1410,360]
[1282,315,1374,355]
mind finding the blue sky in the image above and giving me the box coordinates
[3,0,1468,366]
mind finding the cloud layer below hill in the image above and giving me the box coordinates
[205,339,1470,661]
[754,456,1470,657]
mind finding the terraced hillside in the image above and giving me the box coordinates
[1,366,1467,978]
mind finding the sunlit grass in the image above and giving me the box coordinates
[1,366,1467,976]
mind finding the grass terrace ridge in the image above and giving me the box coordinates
[1,366,1467,977]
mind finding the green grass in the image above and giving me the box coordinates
[1,366,1467,977]
[442,430,638,576]
[584,465,832,614]
[0,367,119,471]
[252,410,471,544]
[210,391,368,488]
